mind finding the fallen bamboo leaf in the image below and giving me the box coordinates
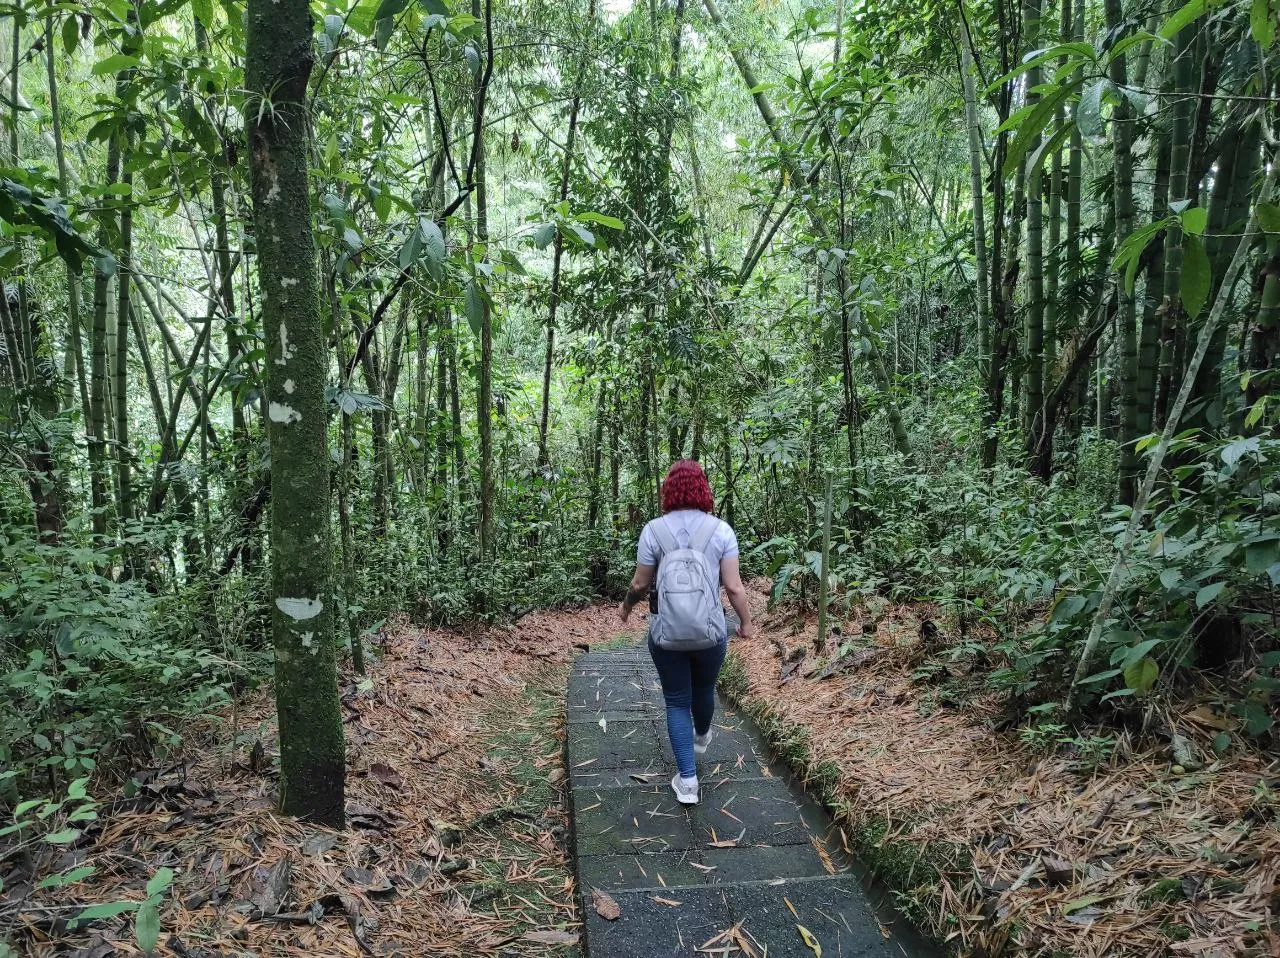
[797,924,822,956]
[522,929,578,945]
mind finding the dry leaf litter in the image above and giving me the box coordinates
[4,604,639,957]
[730,595,1280,957]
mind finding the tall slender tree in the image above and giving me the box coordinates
[245,0,345,826]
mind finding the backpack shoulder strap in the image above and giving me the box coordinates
[649,518,679,561]
[689,516,719,556]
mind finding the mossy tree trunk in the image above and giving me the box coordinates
[245,0,345,827]
[1104,0,1138,504]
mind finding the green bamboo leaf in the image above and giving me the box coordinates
[575,212,626,230]
[91,54,143,76]
[1180,234,1211,319]
[986,43,1097,92]
[1158,0,1213,40]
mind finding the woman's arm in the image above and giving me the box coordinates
[618,564,656,623]
[720,556,757,637]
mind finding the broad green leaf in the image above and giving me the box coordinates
[422,0,451,15]
[1251,0,1276,46]
[532,222,556,250]
[62,14,80,55]
[464,280,486,336]
[1245,537,1280,574]
[145,867,173,898]
[1122,638,1162,668]
[1079,667,1123,685]
[398,229,421,270]
[135,899,160,954]
[1123,656,1158,694]
[1180,233,1210,319]
[1179,206,1208,234]
[376,0,411,19]
[566,223,596,247]
[1051,594,1087,622]
[43,828,81,844]
[375,15,396,48]
[1158,0,1213,40]
[1221,435,1259,466]
[192,0,214,27]
[1195,581,1225,608]
[420,218,446,278]
[575,212,626,230]
[39,865,96,889]
[91,54,143,77]
[1076,80,1109,140]
[1256,203,1280,233]
[1244,396,1268,429]
[72,900,139,929]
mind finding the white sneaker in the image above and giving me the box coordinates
[693,730,713,755]
[671,774,699,805]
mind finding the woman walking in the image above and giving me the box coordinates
[619,460,757,805]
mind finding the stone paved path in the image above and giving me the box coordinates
[567,643,934,958]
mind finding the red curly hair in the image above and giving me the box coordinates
[660,459,715,514]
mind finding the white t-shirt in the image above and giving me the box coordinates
[637,509,740,593]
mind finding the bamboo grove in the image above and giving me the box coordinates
[2,0,1278,824]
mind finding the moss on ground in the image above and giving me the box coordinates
[719,651,965,945]
[460,665,580,954]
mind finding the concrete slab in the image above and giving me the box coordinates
[700,843,828,883]
[578,852,709,891]
[690,779,812,847]
[580,886,734,958]
[724,876,897,957]
[574,787,695,855]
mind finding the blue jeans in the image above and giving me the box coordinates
[648,635,728,778]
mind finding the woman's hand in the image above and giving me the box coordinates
[737,621,758,639]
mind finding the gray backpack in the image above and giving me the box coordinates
[650,517,725,651]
